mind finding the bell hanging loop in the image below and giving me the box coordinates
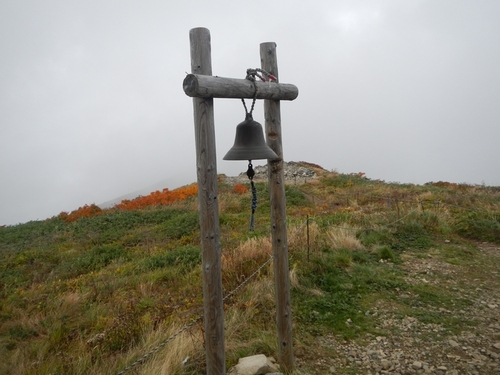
[223,114,278,161]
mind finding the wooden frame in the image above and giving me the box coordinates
[185,27,297,374]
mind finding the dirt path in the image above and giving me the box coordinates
[299,243,500,374]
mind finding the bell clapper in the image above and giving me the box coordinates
[246,161,257,231]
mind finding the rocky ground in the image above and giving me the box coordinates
[223,162,499,374]
[298,243,500,374]
[223,161,318,185]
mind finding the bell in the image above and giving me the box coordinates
[223,116,278,160]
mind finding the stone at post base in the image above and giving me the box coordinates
[227,354,281,375]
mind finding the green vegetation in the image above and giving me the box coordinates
[453,211,500,243]
[1,163,499,374]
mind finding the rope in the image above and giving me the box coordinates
[246,162,257,231]
[245,68,276,83]
[241,68,275,118]
[250,180,257,231]
[239,67,278,230]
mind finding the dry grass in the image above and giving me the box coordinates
[102,321,205,375]
[289,264,300,289]
[225,277,275,339]
[126,235,276,375]
[222,236,272,272]
[326,226,363,250]
[145,325,202,374]
[224,275,278,367]
[4,168,500,375]
[288,220,321,253]
[220,235,274,325]
[218,191,243,212]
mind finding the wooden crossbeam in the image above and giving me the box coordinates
[183,74,298,101]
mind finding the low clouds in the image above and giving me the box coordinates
[1,1,499,225]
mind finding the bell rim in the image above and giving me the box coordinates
[223,145,278,160]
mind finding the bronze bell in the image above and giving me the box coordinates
[223,115,278,161]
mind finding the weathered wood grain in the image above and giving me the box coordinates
[189,27,226,375]
[183,74,298,100]
[261,42,295,371]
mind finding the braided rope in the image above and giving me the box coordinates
[250,180,257,231]
[241,67,275,118]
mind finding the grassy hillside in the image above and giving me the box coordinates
[1,163,499,374]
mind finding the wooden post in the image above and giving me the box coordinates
[189,27,226,375]
[261,42,294,372]
[307,215,310,262]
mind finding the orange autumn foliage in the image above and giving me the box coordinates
[59,204,103,223]
[233,183,249,194]
[114,184,198,211]
[58,184,199,222]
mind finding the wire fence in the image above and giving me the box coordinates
[116,222,307,374]
[116,188,498,374]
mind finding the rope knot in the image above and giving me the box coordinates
[245,68,276,82]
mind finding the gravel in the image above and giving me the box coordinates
[296,243,500,374]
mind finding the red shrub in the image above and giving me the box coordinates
[233,183,249,194]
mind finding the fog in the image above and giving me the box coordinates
[1,1,499,225]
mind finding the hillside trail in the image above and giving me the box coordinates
[297,242,500,375]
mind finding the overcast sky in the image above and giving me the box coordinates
[1,1,499,226]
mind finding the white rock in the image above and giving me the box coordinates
[412,360,423,370]
[228,354,280,375]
